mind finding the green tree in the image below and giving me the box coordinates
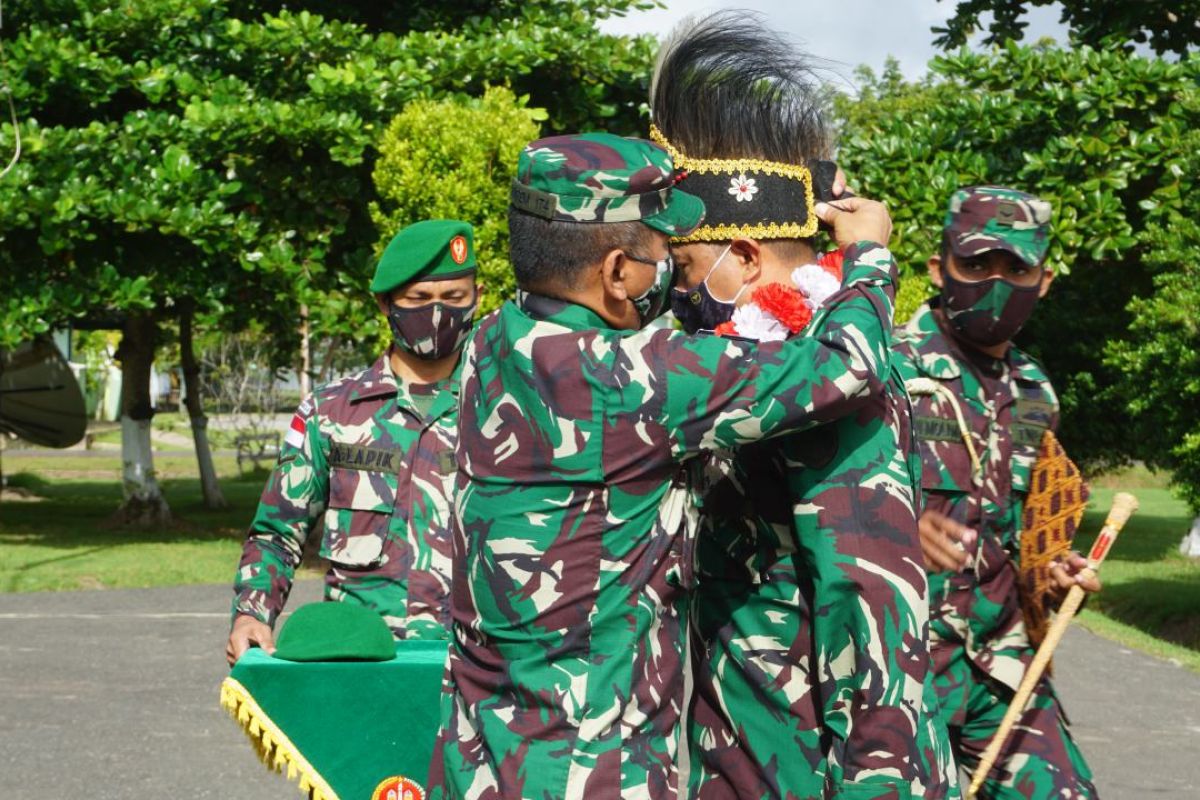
[932,0,1199,55]
[1105,219,1200,514]
[370,86,543,328]
[0,0,657,523]
[835,44,1198,475]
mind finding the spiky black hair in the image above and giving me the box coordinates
[650,11,831,163]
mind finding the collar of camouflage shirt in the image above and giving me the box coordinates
[907,301,1049,391]
[348,354,401,403]
[1010,352,1050,385]
[905,303,964,382]
[517,291,619,333]
[347,353,462,405]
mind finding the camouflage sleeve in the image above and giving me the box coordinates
[664,241,897,456]
[231,396,329,626]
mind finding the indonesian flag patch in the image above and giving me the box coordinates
[285,399,312,449]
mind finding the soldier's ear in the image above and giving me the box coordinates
[927,254,944,289]
[730,238,762,286]
[599,248,630,301]
[1038,266,1055,298]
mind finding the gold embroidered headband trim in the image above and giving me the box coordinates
[650,125,817,184]
[672,220,818,244]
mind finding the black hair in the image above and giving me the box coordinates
[650,10,832,163]
[507,208,657,292]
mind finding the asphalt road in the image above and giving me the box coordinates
[1,581,1197,799]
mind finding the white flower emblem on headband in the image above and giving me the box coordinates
[728,173,758,202]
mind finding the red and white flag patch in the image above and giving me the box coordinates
[285,399,312,449]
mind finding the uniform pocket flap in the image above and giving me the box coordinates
[322,465,399,568]
[916,426,975,493]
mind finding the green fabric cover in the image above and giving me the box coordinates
[229,640,447,799]
[371,219,477,294]
[273,602,395,662]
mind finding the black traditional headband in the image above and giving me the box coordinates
[650,124,822,243]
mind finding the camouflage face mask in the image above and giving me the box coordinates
[388,300,476,360]
[628,252,676,328]
[941,272,1041,347]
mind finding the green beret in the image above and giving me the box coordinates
[370,219,477,294]
[273,602,395,662]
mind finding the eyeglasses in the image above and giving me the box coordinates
[624,251,676,281]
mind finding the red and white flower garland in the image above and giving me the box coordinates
[712,250,844,341]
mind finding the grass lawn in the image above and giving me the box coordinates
[1074,478,1200,671]
[0,452,321,593]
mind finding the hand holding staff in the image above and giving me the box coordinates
[966,492,1139,799]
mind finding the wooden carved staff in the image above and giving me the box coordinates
[966,491,1139,799]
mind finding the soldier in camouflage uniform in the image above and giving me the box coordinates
[226,220,479,665]
[894,187,1102,798]
[649,17,957,799]
[429,132,901,800]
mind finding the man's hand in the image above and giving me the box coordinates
[814,196,892,250]
[918,509,977,572]
[1048,552,1102,602]
[226,613,275,667]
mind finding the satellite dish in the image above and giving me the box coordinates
[0,337,88,448]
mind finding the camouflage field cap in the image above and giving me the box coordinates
[944,186,1052,266]
[370,219,477,294]
[511,133,705,236]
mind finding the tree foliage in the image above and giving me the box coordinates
[0,0,656,519]
[1105,218,1200,512]
[371,86,542,328]
[0,0,658,350]
[932,0,1200,56]
[836,44,1200,477]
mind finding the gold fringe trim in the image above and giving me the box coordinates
[649,124,819,242]
[672,219,819,243]
[220,677,340,800]
[650,125,817,183]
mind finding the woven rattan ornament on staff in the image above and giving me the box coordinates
[1018,429,1090,650]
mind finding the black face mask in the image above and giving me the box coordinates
[668,245,744,334]
[941,272,1041,347]
[387,300,476,360]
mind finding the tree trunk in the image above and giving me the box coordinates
[298,303,312,399]
[114,312,171,527]
[179,299,227,510]
[319,334,342,385]
[1181,514,1200,558]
